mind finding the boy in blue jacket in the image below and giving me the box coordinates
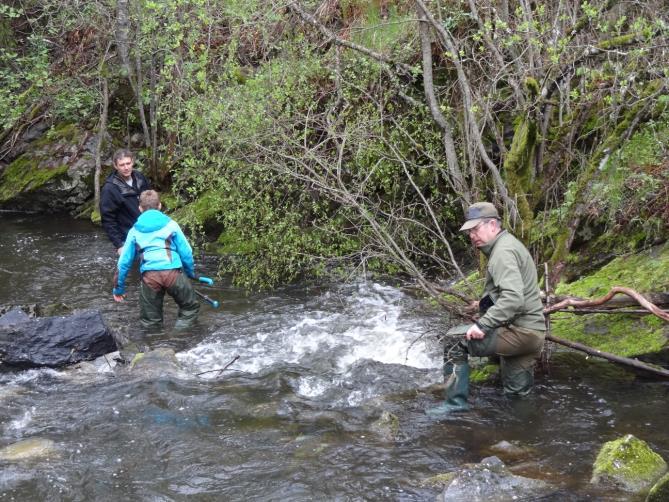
[112,190,200,329]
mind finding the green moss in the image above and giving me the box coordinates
[33,123,82,148]
[171,190,224,229]
[551,314,666,357]
[551,242,669,356]
[90,208,101,225]
[503,115,536,235]
[438,270,482,305]
[556,242,669,298]
[0,155,68,202]
[470,363,499,383]
[591,434,667,492]
[215,230,257,255]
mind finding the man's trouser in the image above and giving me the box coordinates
[445,325,545,396]
[139,270,200,329]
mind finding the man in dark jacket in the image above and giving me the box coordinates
[428,202,546,415]
[100,149,151,254]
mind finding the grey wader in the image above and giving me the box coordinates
[427,324,544,415]
[140,270,200,329]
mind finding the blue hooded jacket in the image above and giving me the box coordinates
[113,209,195,295]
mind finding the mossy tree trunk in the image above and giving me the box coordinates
[549,81,668,284]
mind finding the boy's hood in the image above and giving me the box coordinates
[135,209,170,233]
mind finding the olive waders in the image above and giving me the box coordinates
[427,324,544,415]
[140,271,200,329]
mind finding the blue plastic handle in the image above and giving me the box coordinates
[198,276,214,286]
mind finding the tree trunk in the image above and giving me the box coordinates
[94,77,109,215]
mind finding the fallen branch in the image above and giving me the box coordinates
[546,334,669,379]
[545,286,669,322]
[553,308,668,315]
[195,355,240,377]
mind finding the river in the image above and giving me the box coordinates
[1,213,667,500]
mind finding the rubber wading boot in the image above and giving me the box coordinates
[426,363,470,415]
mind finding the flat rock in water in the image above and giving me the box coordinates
[0,310,117,369]
[439,456,556,502]
[0,438,56,461]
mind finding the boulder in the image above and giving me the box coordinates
[591,434,667,493]
[0,309,117,369]
[438,456,556,501]
[0,123,112,216]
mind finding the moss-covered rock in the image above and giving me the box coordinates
[0,123,105,214]
[469,363,499,384]
[647,471,669,502]
[591,434,667,493]
[551,242,669,357]
[0,155,68,203]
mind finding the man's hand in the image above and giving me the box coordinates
[466,323,486,340]
[116,246,123,256]
[113,294,125,303]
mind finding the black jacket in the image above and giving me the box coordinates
[100,171,151,248]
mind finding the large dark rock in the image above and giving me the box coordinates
[0,309,117,369]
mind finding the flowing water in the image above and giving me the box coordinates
[1,213,668,501]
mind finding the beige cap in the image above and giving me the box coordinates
[459,202,500,231]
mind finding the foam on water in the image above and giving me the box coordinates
[178,282,442,397]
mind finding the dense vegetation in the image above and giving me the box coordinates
[1,0,668,305]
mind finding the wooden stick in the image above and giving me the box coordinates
[195,355,240,377]
[546,334,669,379]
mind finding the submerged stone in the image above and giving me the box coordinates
[369,410,400,441]
[0,438,56,461]
[438,455,555,501]
[487,440,535,462]
[591,434,667,493]
[128,348,184,377]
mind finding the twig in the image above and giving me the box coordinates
[195,355,240,377]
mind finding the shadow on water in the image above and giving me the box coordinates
[1,213,668,500]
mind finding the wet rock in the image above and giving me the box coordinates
[369,410,400,441]
[0,310,117,369]
[437,456,556,501]
[421,472,456,488]
[128,348,185,377]
[591,434,667,493]
[67,351,120,375]
[647,471,669,502]
[0,305,39,319]
[0,438,56,461]
[0,307,31,326]
[487,440,536,462]
[290,434,331,460]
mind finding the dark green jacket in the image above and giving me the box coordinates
[476,230,546,334]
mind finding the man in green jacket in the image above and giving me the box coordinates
[428,202,546,415]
